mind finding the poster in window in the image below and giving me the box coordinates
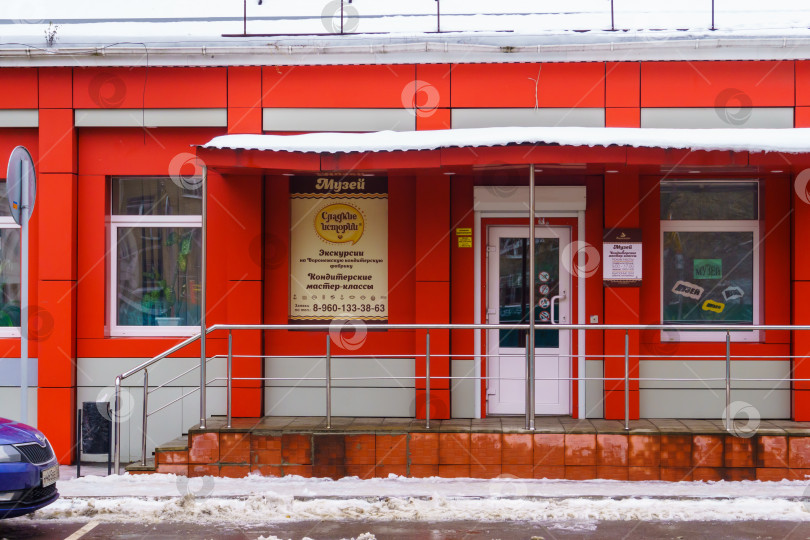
[289,175,388,323]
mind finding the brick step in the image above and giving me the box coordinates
[125,436,189,474]
[132,429,810,481]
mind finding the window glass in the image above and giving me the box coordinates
[662,231,754,324]
[112,177,201,216]
[0,228,20,327]
[498,237,559,348]
[116,227,201,327]
[661,182,757,220]
[0,183,12,217]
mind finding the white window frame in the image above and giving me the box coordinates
[0,216,20,337]
[109,214,202,337]
[660,220,760,343]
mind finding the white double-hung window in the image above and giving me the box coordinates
[660,181,759,342]
[109,176,202,336]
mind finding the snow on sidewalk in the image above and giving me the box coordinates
[24,468,810,524]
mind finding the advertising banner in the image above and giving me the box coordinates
[289,175,388,323]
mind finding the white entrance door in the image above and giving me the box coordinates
[486,226,571,415]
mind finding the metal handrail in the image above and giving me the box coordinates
[113,330,210,471]
[113,322,810,473]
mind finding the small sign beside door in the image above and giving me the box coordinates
[603,228,642,287]
[456,227,472,248]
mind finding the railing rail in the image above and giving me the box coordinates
[113,322,810,473]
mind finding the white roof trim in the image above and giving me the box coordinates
[3,37,810,67]
[200,127,810,155]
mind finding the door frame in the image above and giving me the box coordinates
[475,210,586,419]
[485,224,572,415]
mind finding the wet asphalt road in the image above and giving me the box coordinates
[3,519,810,539]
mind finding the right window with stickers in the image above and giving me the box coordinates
[660,181,759,341]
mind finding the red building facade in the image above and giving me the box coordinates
[2,58,809,464]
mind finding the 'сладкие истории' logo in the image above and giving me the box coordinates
[315,203,364,244]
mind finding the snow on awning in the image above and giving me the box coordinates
[200,127,810,155]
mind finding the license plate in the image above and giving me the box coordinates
[41,465,59,487]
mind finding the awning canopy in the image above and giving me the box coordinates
[202,127,810,154]
[197,127,810,173]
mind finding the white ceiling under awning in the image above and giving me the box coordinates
[200,126,810,155]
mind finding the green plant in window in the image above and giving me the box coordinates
[141,229,196,325]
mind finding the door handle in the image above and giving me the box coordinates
[550,290,567,324]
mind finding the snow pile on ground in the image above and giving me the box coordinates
[54,468,810,500]
[29,492,810,524]
[23,470,810,524]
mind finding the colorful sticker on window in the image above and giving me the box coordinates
[694,259,722,280]
[701,299,725,313]
[671,280,704,300]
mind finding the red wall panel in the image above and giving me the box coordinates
[450,175,475,360]
[415,281,450,397]
[0,69,38,109]
[39,68,72,109]
[414,64,451,109]
[228,66,262,108]
[37,387,74,464]
[37,280,76,387]
[605,108,640,128]
[388,173,416,325]
[641,61,794,107]
[416,109,451,131]
[226,280,263,417]
[415,173,450,282]
[604,170,641,420]
[73,67,227,109]
[78,128,224,175]
[795,61,810,107]
[451,62,605,108]
[228,107,262,134]
[763,177,791,343]
[76,175,106,339]
[584,177,605,410]
[38,108,76,174]
[606,62,640,107]
[0,130,38,168]
[37,173,77,281]
[262,65,416,108]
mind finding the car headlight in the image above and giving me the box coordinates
[0,445,21,463]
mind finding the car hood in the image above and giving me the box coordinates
[0,417,45,445]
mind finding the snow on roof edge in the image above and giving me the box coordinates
[199,127,810,155]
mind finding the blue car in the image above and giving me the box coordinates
[0,418,59,519]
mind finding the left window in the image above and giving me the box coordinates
[0,182,20,336]
[109,177,202,336]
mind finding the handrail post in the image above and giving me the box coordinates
[141,370,148,466]
[425,330,430,430]
[326,335,332,429]
[525,332,530,430]
[725,330,731,431]
[527,163,536,431]
[226,330,232,429]
[624,329,629,431]
[113,376,121,474]
[199,164,207,430]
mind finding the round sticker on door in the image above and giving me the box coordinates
[539,284,550,296]
[539,271,550,282]
[539,297,550,308]
[539,311,550,322]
